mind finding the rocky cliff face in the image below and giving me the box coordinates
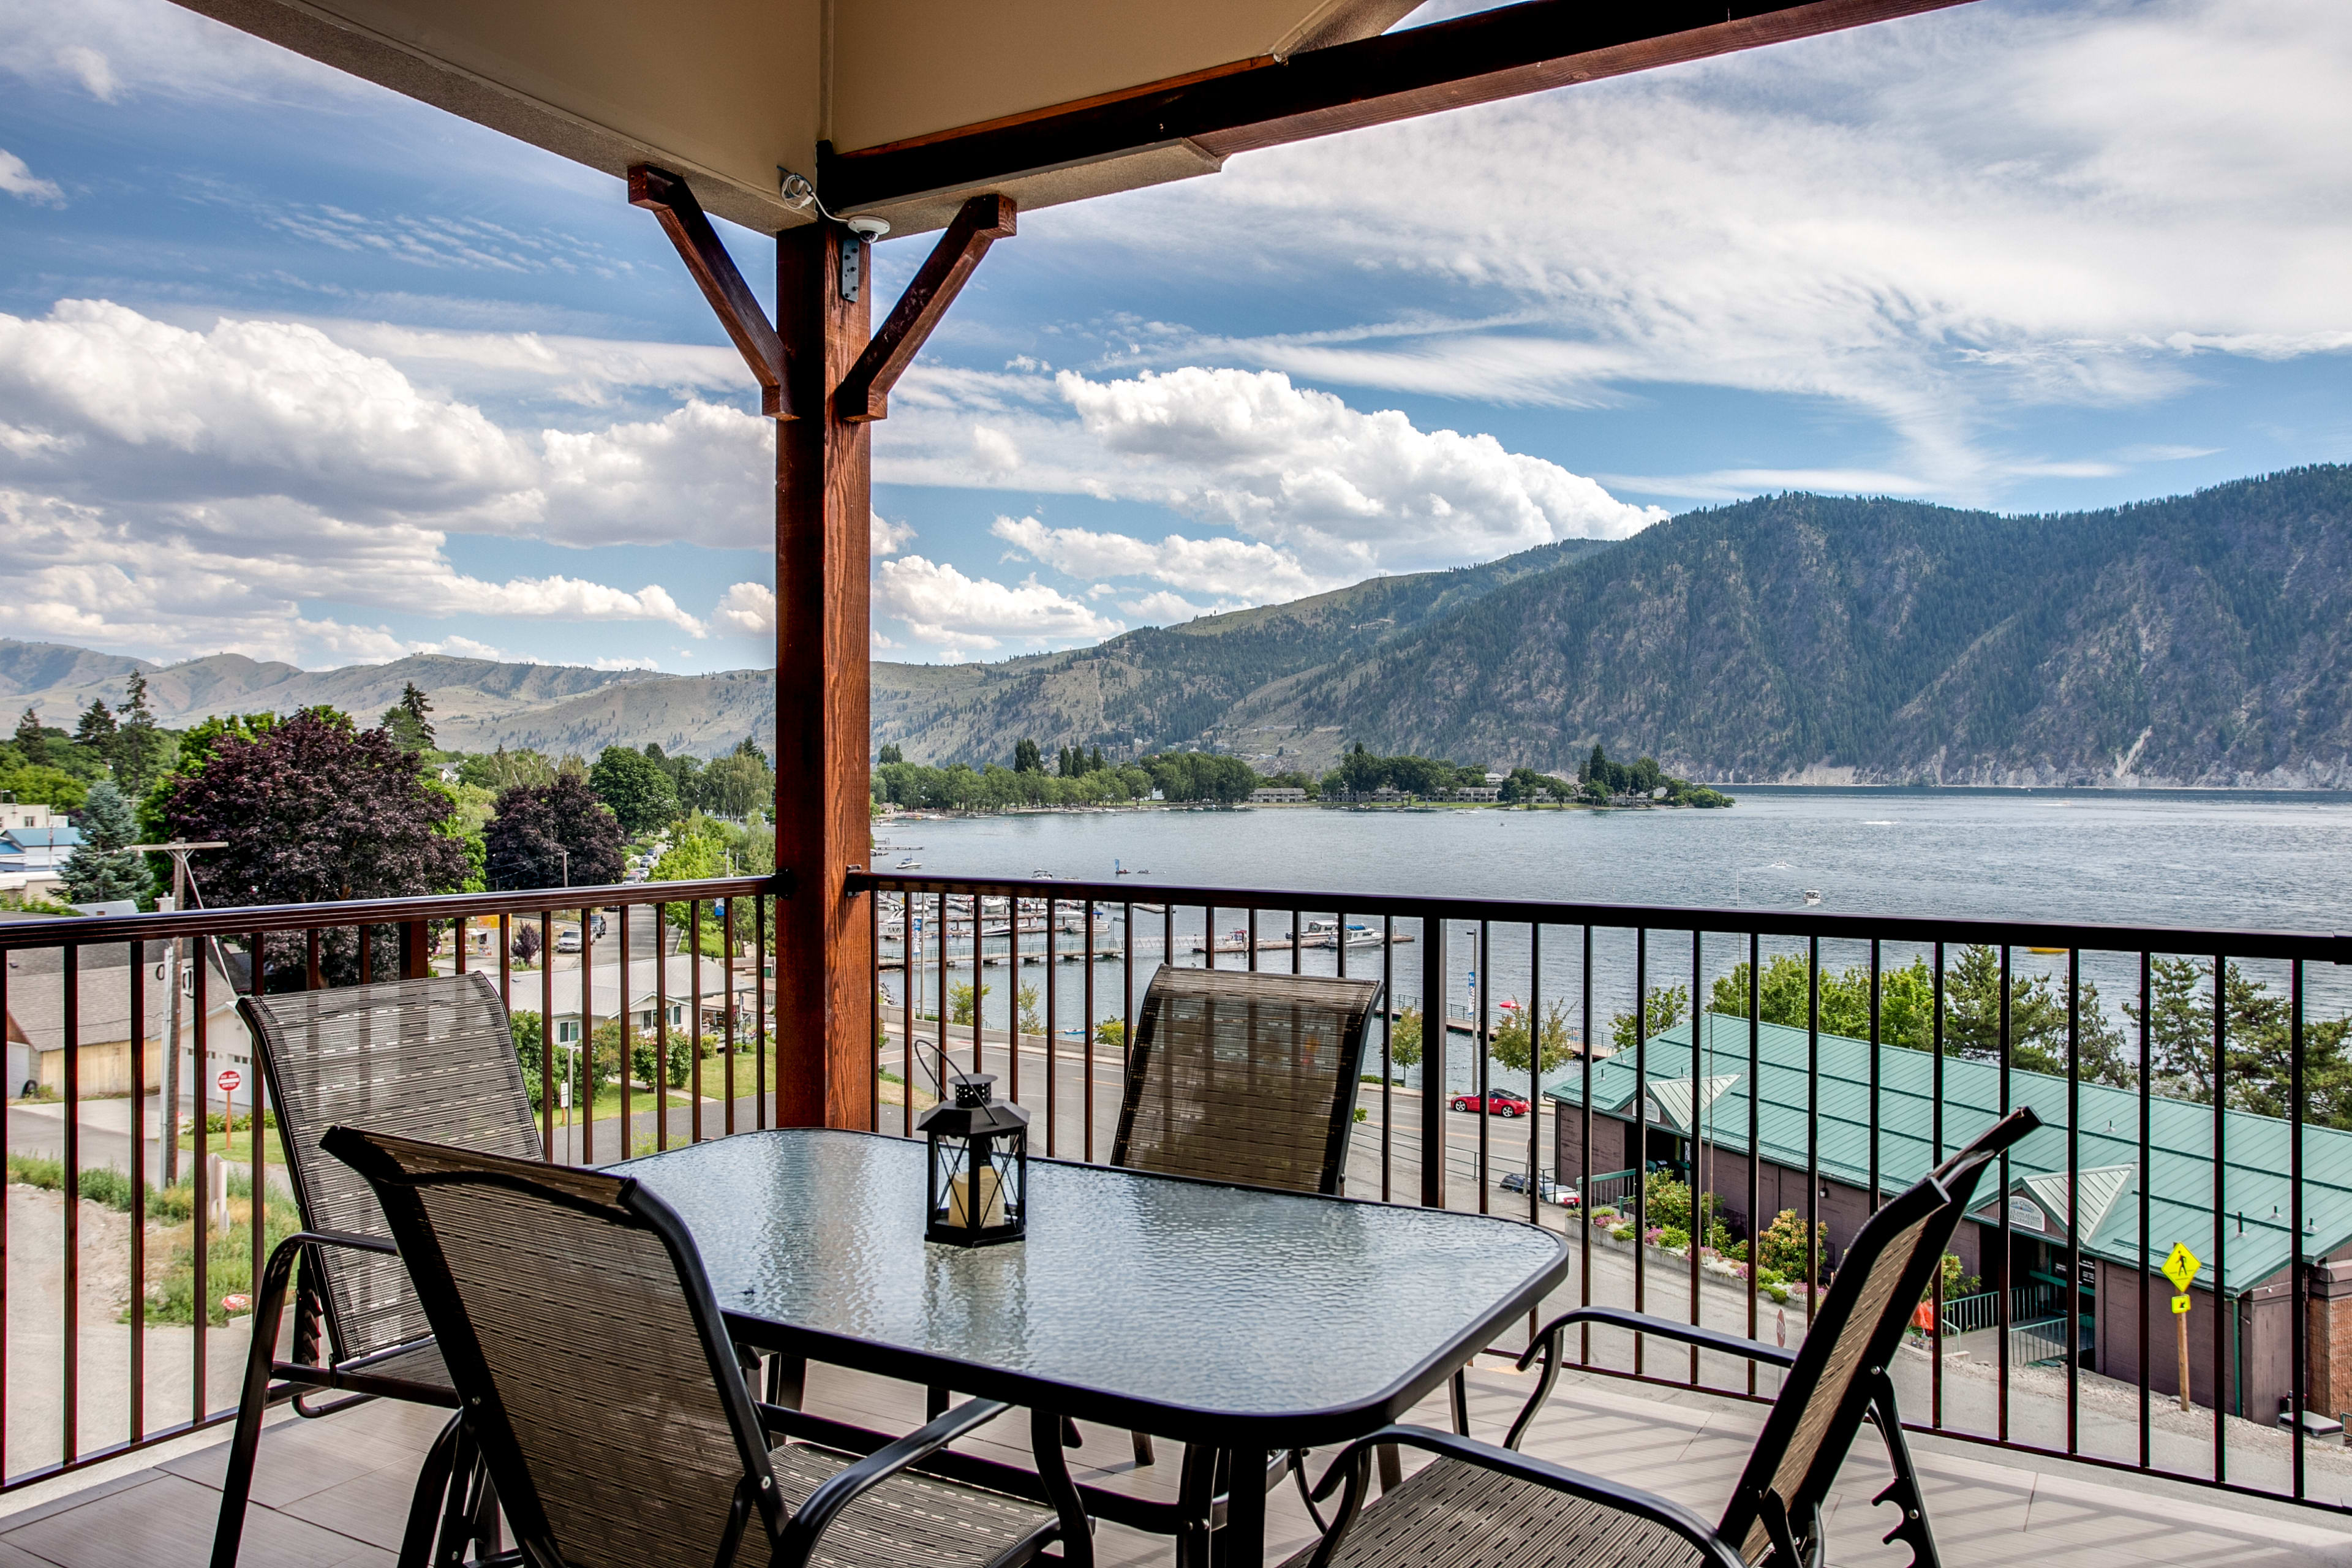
[1255,469,2352,786]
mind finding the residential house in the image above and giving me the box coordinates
[2,920,249,1102]
[1547,1012,2352,1427]
[505,953,758,1049]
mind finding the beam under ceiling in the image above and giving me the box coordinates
[821,0,1970,214]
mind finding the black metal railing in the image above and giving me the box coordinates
[854,868,2352,1513]
[0,874,774,1494]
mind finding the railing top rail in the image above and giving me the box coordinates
[851,869,2352,963]
[0,873,784,950]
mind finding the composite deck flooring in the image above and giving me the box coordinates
[2,1358,2348,1567]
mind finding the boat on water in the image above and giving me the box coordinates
[1802,889,1822,905]
[895,857,922,870]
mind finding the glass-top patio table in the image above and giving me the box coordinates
[619,1127,1568,1566]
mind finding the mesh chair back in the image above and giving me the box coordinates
[1718,1109,2037,1564]
[325,1127,777,1568]
[1111,967,1381,1194]
[241,972,540,1363]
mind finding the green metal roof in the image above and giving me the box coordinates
[1544,1013,2352,1295]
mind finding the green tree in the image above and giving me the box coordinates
[380,682,434,755]
[72,697,117,763]
[590,744,679,834]
[948,981,990,1027]
[485,775,625,889]
[1012,737,1042,774]
[701,748,773,818]
[110,673,170,796]
[1490,998,1572,1076]
[877,743,904,766]
[1610,984,1688,1055]
[1018,984,1041,1033]
[460,747,557,793]
[1094,1017,1125,1052]
[1757,1208,1828,1286]
[1388,1004,1423,1071]
[12,707,47,766]
[2132,956,2352,1127]
[59,781,150,905]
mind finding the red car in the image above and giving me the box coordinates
[1450,1091,1531,1118]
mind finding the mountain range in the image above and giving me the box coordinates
[9,466,2350,787]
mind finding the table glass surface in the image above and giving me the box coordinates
[620,1129,1564,1423]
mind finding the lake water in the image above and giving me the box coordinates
[875,788,2352,1091]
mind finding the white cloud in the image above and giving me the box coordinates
[990,514,1324,600]
[874,557,1123,654]
[0,0,355,105]
[589,654,662,671]
[1118,591,1216,625]
[870,512,915,557]
[714,581,775,636]
[883,365,1662,584]
[0,149,62,205]
[1027,0,2352,501]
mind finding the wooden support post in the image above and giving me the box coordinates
[772,219,875,1129]
[631,168,1011,1132]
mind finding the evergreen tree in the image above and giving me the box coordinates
[1056,745,1074,778]
[73,697,118,760]
[58,781,149,905]
[13,707,47,766]
[1088,745,1106,773]
[876,743,904,766]
[380,682,435,754]
[1012,737,1042,774]
[111,673,169,795]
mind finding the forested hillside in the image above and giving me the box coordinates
[869,537,1614,767]
[1248,467,2352,786]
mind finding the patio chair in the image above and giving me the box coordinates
[323,1124,1090,1568]
[1285,1106,2042,1568]
[211,971,542,1568]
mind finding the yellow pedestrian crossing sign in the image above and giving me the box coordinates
[2172,1294,2192,1314]
[2163,1243,2201,1293]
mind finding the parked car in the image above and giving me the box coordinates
[1450,1091,1531,1118]
[1499,1170,1575,1206]
[554,930,582,954]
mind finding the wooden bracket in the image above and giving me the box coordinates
[834,194,1017,424]
[628,164,792,420]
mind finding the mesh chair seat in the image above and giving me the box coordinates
[1276,1458,1705,1568]
[337,1341,454,1396]
[770,1441,1053,1568]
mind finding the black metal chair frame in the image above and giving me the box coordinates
[1291,1107,2041,1568]
[211,972,537,1568]
[325,1125,1095,1568]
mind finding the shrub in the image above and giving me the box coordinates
[1610,1224,1635,1242]
[1757,1208,1828,1286]
[1659,1226,1691,1253]
[949,982,989,1027]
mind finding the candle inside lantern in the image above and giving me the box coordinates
[947,1163,1005,1229]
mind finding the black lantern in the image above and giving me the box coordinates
[918,1072,1029,1246]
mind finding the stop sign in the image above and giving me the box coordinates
[217,1068,241,1095]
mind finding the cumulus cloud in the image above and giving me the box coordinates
[883,366,1662,584]
[1022,1,2352,500]
[871,512,915,556]
[875,557,1123,655]
[990,514,1324,599]
[1118,591,1218,625]
[0,149,62,204]
[714,581,775,636]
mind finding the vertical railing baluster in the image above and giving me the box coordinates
[756,894,770,1132]
[2136,949,2150,1470]
[725,899,738,1137]
[619,903,633,1158]
[1633,927,1648,1375]
[1689,927,1703,1387]
[1248,907,1259,973]
[540,910,556,1158]
[2291,957,2307,1501]
[1931,941,1945,1427]
[61,943,78,1464]
[1083,900,1096,1163]
[1044,897,1057,1155]
[1997,944,2012,1441]
[128,938,145,1446]
[1476,921,1491,1215]
[453,916,466,975]
[1746,930,1760,1395]
[970,894,984,1079]
[1528,924,1542,1232]
[304,929,320,990]
[1806,935,1820,1328]
[1123,900,1136,1093]
[2211,950,2226,1482]
[1382,915,1394,1204]
[2065,948,2081,1457]
[1205,905,1217,972]
[1868,939,1881,1213]
[688,900,703,1145]
[1292,908,1303,976]
[654,903,669,1155]
[1580,924,1594,1368]
[582,907,597,1164]
[192,940,209,1428]
[359,921,371,985]
[1008,892,1021,1109]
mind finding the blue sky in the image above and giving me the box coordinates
[0,0,2348,674]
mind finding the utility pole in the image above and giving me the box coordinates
[129,842,224,1186]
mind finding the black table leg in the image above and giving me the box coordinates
[1215,1447,1268,1568]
